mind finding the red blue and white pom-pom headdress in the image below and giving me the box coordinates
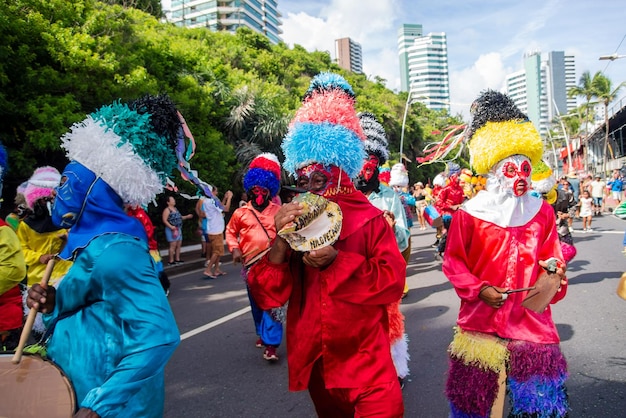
[282,72,366,179]
[243,153,281,197]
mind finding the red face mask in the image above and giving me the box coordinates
[250,186,270,208]
[359,155,380,182]
[296,163,355,198]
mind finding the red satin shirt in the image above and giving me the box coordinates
[442,201,567,344]
[248,191,406,391]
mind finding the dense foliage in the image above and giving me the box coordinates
[0,0,462,222]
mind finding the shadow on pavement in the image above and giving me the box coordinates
[567,374,626,417]
[556,323,574,342]
[403,282,453,306]
[567,270,623,285]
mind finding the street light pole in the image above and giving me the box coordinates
[544,131,561,179]
[599,53,626,61]
[399,91,414,165]
[552,99,573,172]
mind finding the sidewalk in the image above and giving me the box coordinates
[160,241,231,276]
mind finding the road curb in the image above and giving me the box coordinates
[160,243,231,276]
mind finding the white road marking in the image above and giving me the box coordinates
[180,306,251,341]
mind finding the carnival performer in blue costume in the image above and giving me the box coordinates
[27,95,181,418]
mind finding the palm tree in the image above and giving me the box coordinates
[568,71,596,129]
[591,73,626,174]
[224,85,290,182]
[568,71,597,171]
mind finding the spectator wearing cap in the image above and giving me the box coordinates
[413,182,428,230]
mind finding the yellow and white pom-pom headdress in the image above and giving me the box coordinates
[466,90,543,174]
[531,160,557,204]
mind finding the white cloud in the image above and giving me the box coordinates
[449,53,510,118]
[279,0,626,121]
[281,12,336,53]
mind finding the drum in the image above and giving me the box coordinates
[0,353,76,418]
[424,204,443,228]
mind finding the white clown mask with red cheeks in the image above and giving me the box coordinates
[492,155,532,197]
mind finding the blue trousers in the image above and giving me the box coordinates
[246,285,283,346]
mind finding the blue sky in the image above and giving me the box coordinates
[278,0,626,119]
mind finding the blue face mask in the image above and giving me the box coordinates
[52,161,97,228]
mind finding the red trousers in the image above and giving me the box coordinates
[307,358,404,417]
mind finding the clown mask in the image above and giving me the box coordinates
[492,155,532,197]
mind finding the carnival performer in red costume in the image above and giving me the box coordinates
[434,163,465,219]
[443,91,569,417]
[432,163,465,249]
[225,153,284,362]
[248,73,406,416]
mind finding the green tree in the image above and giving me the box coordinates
[0,0,465,217]
[568,71,596,136]
[591,73,626,174]
[224,84,290,182]
[104,0,162,18]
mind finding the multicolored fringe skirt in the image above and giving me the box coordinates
[446,327,569,417]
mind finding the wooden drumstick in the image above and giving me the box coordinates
[12,257,56,364]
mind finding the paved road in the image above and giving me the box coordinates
[164,213,626,417]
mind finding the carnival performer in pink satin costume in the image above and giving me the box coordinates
[443,91,569,418]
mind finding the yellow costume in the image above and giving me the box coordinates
[17,222,71,286]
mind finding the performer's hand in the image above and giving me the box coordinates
[479,285,508,308]
[232,248,243,264]
[27,284,56,313]
[266,202,302,264]
[274,201,303,231]
[39,254,54,264]
[74,408,100,418]
[303,245,337,269]
[538,259,567,287]
[383,210,395,228]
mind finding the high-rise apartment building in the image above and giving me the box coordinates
[335,37,363,74]
[505,51,576,136]
[166,0,283,44]
[397,24,450,112]
[398,24,422,93]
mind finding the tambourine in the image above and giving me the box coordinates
[278,192,342,252]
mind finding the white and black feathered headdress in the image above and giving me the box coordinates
[358,112,389,165]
